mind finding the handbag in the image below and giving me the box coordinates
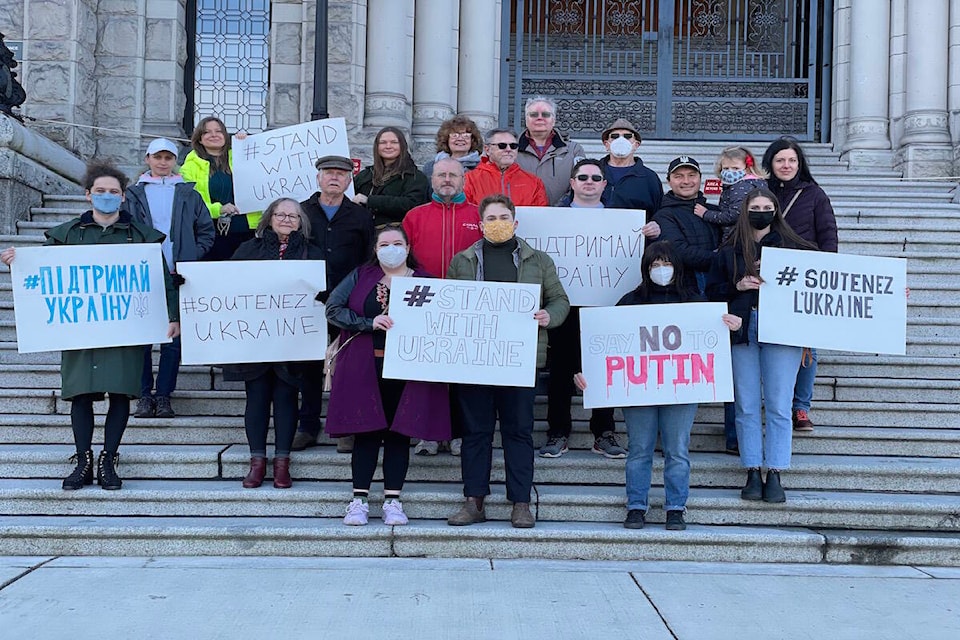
[323,333,357,392]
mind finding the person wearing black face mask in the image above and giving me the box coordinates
[706,189,816,505]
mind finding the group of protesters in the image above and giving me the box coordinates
[0,95,839,531]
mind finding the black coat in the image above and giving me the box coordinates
[300,194,374,293]
[653,191,722,292]
[600,156,664,219]
[353,167,430,227]
[768,177,838,252]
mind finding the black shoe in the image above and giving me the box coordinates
[62,450,94,490]
[763,469,786,503]
[154,396,175,418]
[741,468,763,501]
[665,510,686,531]
[97,451,122,490]
[623,509,645,529]
[724,443,739,456]
[133,396,155,418]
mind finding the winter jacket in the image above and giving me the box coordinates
[447,237,570,369]
[323,264,452,440]
[44,211,178,400]
[599,155,664,218]
[767,176,838,252]
[463,157,549,207]
[402,198,482,278]
[516,130,586,205]
[353,166,430,227]
[179,150,262,228]
[124,177,215,268]
[300,194,375,293]
[653,192,722,292]
[703,176,766,242]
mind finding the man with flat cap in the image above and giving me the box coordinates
[293,155,375,451]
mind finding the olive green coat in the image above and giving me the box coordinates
[44,212,178,400]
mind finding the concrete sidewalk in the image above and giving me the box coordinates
[1,557,958,639]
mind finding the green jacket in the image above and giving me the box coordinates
[180,150,263,228]
[447,237,570,369]
[44,212,178,400]
[353,166,430,227]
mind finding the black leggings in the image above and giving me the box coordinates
[70,393,130,455]
[244,370,299,457]
[351,429,412,492]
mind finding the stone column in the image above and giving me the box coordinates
[457,0,500,133]
[269,0,305,128]
[887,0,907,149]
[830,0,851,152]
[363,0,414,130]
[411,0,458,138]
[143,0,188,143]
[949,0,960,170]
[895,0,952,177]
[323,0,368,132]
[841,0,891,167]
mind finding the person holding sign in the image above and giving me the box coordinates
[1,161,180,491]
[351,127,430,227]
[574,241,742,530]
[446,194,570,529]
[706,189,816,503]
[222,198,326,490]
[325,225,451,526]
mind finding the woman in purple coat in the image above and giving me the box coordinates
[325,224,451,526]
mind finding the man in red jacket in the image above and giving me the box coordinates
[464,129,549,206]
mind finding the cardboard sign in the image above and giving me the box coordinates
[516,206,647,306]
[10,244,171,353]
[758,247,907,355]
[231,118,353,213]
[177,260,327,365]
[383,277,542,387]
[579,303,734,409]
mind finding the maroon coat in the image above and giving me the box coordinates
[324,263,452,439]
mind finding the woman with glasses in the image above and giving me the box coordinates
[516,96,586,205]
[422,115,484,186]
[223,198,325,490]
[352,127,430,227]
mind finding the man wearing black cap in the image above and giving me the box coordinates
[293,155,374,451]
[653,156,721,295]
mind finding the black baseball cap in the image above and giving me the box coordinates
[667,156,701,176]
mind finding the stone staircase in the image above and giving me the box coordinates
[0,141,959,564]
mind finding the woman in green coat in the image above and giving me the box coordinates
[1,161,180,491]
[351,126,430,227]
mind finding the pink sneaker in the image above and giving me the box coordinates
[382,499,409,526]
[343,498,369,525]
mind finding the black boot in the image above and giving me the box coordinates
[763,469,786,503]
[740,468,763,501]
[62,450,94,490]
[97,451,122,490]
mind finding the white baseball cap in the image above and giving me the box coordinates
[145,138,178,156]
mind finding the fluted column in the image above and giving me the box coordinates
[457,0,500,133]
[842,0,891,166]
[363,0,415,129]
[412,0,458,137]
[949,0,960,169]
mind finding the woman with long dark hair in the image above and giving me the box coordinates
[351,127,430,227]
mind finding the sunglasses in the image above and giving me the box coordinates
[526,111,553,118]
[375,222,403,230]
[575,174,604,182]
[608,132,635,140]
[490,142,519,150]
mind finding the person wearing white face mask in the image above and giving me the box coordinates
[325,225,451,526]
[594,118,663,239]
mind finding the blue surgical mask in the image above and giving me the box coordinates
[90,193,123,214]
[720,168,747,185]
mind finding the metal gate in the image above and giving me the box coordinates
[500,0,823,140]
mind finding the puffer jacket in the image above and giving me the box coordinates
[463,157,549,207]
[767,176,838,252]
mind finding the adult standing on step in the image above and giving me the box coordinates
[595,117,664,231]
[351,126,430,227]
[464,129,549,206]
[516,96,586,205]
[125,137,214,420]
[421,115,485,188]
[1,161,180,491]
[762,137,838,434]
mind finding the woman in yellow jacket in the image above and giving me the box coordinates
[181,117,261,260]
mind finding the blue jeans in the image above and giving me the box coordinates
[140,337,181,398]
[792,348,817,412]
[622,403,698,512]
[731,310,802,470]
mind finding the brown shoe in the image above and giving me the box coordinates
[337,436,355,453]
[242,457,266,488]
[510,502,535,528]
[447,497,486,526]
[273,456,292,489]
[792,409,814,432]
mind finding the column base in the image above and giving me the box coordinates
[363,92,412,130]
[841,148,894,171]
[893,143,955,179]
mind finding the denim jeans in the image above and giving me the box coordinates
[140,337,181,398]
[792,347,817,412]
[731,310,802,469]
[622,403,698,512]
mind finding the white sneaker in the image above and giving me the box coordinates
[382,499,409,526]
[414,439,439,456]
[449,438,462,457]
[343,498,369,525]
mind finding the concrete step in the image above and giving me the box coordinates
[817,354,960,379]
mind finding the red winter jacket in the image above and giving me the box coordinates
[463,157,549,207]
[402,198,483,278]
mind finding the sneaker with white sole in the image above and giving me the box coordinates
[382,499,409,525]
[592,431,628,459]
[343,498,369,525]
[449,438,462,456]
[414,439,439,455]
[539,436,569,458]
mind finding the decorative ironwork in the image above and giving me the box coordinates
[194,0,270,134]
[548,0,585,34]
[672,81,807,99]
[605,0,644,35]
[672,100,808,135]
[690,0,727,50]
[748,0,785,50]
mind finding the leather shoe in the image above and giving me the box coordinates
[291,431,318,451]
[242,457,267,488]
[447,497,486,526]
[763,469,786,503]
[510,502,535,528]
[741,468,763,501]
[273,456,292,489]
[336,436,355,453]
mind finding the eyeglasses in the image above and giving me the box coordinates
[608,132,634,140]
[575,174,604,182]
[273,213,299,221]
[527,111,553,119]
[449,132,472,138]
[490,142,519,150]
[375,222,403,231]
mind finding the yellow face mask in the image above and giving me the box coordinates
[482,219,515,244]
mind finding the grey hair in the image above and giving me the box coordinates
[524,95,558,115]
[256,198,311,239]
[485,127,518,141]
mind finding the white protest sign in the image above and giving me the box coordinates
[383,277,542,387]
[758,247,907,355]
[516,206,646,306]
[231,117,352,213]
[10,244,171,353]
[579,303,734,409]
[177,260,327,365]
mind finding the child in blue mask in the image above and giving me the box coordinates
[702,146,768,243]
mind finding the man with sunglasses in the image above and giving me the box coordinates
[516,95,586,205]
[464,128,549,207]
[597,118,664,235]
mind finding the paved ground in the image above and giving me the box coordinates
[1,556,958,639]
